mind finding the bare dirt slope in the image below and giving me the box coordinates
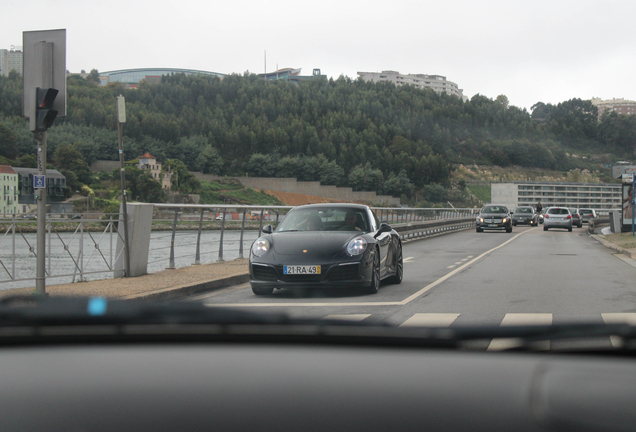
[263,190,375,206]
[263,190,343,206]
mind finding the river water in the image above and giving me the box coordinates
[0,230,261,290]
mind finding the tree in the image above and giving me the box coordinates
[86,69,100,85]
[383,170,414,197]
[0,123,19,159]
[347,163,384,192]
[136,172,166,203]
[165,158,201,193]
[52,142,93,185]
[495,95,509,110]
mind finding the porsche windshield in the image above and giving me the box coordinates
[277,208,371,232]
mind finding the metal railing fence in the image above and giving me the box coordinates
[0,214,122,290]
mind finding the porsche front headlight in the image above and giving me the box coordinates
[251,238,270,257]
[347,237,367,256]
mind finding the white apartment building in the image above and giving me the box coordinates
[357,70,463,98]
[492,181,621,213]
[0,48,23,77]
[591,97,636,119]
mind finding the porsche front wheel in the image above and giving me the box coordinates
[387,244,403,285]
[366,251,380,294]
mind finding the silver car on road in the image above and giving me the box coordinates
[543,207,573,232]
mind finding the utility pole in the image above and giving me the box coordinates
[117,95,131,276]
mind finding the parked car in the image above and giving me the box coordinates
[476,204,512,233]
[579,208,597,224]
[568,208,582,228]
[511,206,538,226]
[543,207,573,232]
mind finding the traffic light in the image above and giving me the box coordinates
[35,87,59,131]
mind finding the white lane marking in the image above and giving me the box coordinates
[487,313,552,351]
[206,231,530,308]
[602,313,636,348]
[467,256,474,259]
[323,314,371,322]
[461,258,469,262]
[447,265,456,269]
[404,257,414,262]
[454,262,462,265]
[399,313,460,327]
[397,230,530,306]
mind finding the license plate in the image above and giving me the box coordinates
[518,219,524,222]
[284,265,321,275]
[488,224,498,227]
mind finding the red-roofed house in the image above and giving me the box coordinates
[137,153,173,189]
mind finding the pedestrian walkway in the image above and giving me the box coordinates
[0,259,250,301]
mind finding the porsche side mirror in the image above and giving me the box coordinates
[262,224,273,234]
[376,223,392,236]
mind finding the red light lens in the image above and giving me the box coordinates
[567,215,571,219]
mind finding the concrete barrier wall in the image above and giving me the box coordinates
[115,203,154,278]
[193,173,401,206]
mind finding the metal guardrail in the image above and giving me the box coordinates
[394,217,477,241]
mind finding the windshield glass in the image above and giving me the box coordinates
[482,206,507,214]
[277,207,370,232]
[548,208,570,215]
[3,2,636,371]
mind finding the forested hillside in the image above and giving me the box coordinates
[1,70,635,204]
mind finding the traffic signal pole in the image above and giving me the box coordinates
[34,40,54,296]
[23,29,66,295]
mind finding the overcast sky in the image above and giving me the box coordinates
[3,0,635,112]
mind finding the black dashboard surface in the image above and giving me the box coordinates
[1,344,635,431]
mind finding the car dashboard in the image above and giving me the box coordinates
[2,342,636,432]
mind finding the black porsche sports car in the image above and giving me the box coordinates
[249,204,403,295]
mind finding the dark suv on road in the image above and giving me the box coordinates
[476,204,512,233]
[511,206,538,226]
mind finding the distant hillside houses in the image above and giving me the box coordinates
[0,166,69,215]
[137,153,173,190]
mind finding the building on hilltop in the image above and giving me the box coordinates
[258,68,326,83]
[0,166,19,215]
[357,70,463,99]
[137,153,173,190]
[0,47,23,77]
[492,181,621,213]
[99,68,225,88]
[591,98,636,119]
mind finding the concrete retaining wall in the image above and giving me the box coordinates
[91,160,120,173]
[193,173,401,206]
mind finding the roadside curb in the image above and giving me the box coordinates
[118,273,251,301]
[589,234,635,259]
